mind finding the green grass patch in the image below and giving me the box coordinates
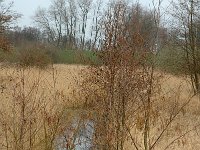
[155,46,188,74]
[1,46,100,66]
[55,49,99,65]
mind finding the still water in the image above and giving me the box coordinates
[55,119,94,150]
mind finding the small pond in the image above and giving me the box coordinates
[55,118,94,150]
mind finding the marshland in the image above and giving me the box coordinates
[1,0,200,150]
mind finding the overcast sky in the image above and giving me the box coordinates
[10,0,50,27]
[8,0,170,27]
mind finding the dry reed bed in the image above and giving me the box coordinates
[125,73,200,150]
[0,64,200,149]
[0,64,86,149]
[0,64,85,108]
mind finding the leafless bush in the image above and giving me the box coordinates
[0,65,80,150]
[80,1,200,150]
[18,44,52,69]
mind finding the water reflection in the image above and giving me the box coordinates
[56,119,94,150]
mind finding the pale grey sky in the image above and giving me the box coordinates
[9,0,170,27]
[11,0,50,26]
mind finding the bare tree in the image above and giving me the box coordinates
[78,0,92,50]
[90,0,103,50]
[171,0,200,94]
[81,1,198,150]
[34,0,67,47]
[49,0,66,47]
[66,0,78,49]
[0,0,20,52]
[0,1,20,31]
[34,8,56,45]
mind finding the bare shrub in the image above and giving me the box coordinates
[80,1,200,150]
[0,65,81,150]
[18,44,52,69]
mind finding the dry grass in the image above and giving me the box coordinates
[0,64,200,149]
[0,64,85,108]
[0,64,87,149]
[124,73,200,150]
